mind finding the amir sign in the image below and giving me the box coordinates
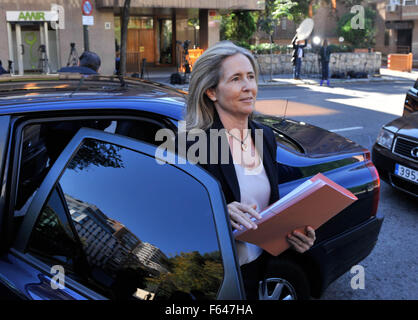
[6,11,59,22]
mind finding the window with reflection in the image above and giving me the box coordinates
[27,186,89,282]
[32,138,224,300]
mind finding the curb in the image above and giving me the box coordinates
[257,77,413,87]
[163,76,413,91]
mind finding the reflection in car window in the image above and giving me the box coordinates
[27,187,87,281]
[56,139,223,300]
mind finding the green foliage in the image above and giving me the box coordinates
[337,7,376,48]
[310,43,354,54]
[148,251,223,300]
[327,43,354,53]
[187,18,199,29]
[258,0,298,37]
[234,40,252,50]
[288,0,311,23]
[68,140,124,172]
[220,11,256,43]
[339,0,364,6]
[250,43,290,54]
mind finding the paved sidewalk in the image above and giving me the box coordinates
[139,66,417,90]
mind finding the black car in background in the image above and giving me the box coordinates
[372,79,418,197]
[0,76,383,300]
[403,78,418,115]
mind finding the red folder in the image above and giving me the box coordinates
[234,173,358,256]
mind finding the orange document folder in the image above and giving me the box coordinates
[233,173,358,256]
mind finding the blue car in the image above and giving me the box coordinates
[0,75,383,300]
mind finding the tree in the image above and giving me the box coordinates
[146,251,223,299]
[68,140,124,172]
[257,0,298,81]
[119,0,131,76]
[337,7,376,48]
[220,11,256,48]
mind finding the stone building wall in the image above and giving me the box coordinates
[256,52,382,76]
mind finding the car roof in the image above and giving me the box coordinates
[0,75,187,119]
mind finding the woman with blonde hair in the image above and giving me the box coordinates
[185,41,316,299]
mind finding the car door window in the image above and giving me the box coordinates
[14,118,168,229]
[25,137,224,300]
[26,185,88,283]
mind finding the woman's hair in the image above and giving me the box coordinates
[185,41,259,131]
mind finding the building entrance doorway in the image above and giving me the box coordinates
[397,28,412,53]
[6,15,59,75]
[127,28,155,69]
[123,17,155,73]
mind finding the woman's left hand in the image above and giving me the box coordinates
[287,226,316,253]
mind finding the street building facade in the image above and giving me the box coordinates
[65,193,170,287]
[0,0,263,75]
[375,0,418,66]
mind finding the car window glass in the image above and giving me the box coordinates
[16,124,51,211]
[37,138,223,300]
[15,118,165,215]
[26,186,87,281]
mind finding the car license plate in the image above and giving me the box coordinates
[394,164,418,184]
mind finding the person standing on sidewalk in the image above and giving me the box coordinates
[319,39,331,86]
[184,41,316,299]
[292,36,307,80]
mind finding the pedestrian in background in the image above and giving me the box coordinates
[0,60,7,75]
[58,51,101,75]
[292,36,307,80]
[319,39,331,86]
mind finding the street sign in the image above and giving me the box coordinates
[82,15,94,26]
[82,0,93,16]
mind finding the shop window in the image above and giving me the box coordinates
[128,17,153,29]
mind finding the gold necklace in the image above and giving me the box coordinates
[226,129,250,151]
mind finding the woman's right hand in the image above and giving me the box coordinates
[227,202,262,231]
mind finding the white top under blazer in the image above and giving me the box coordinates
[233,158,271,266]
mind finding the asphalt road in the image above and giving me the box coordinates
[257,81,418,300]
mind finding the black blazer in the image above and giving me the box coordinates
[185,111,280,207]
